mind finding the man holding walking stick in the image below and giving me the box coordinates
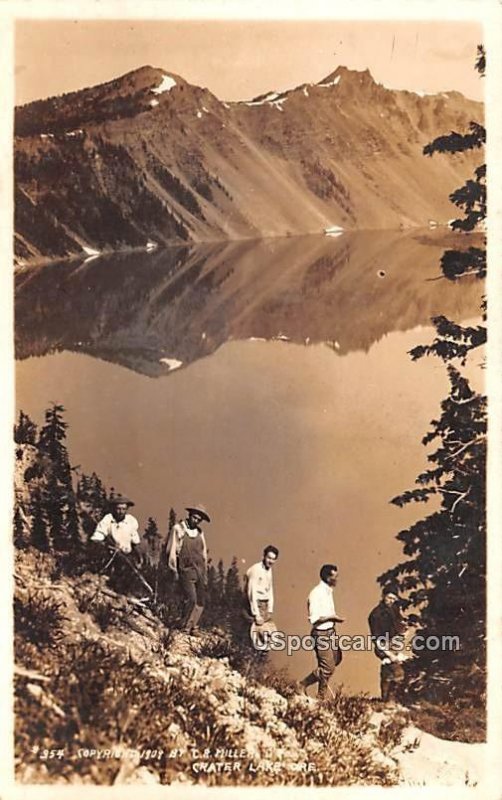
[90,494,149,596]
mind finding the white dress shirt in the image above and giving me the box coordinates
[166,520,208,573]
[245,561,274,617]
[308,580,337,630]
[91,513,140,554]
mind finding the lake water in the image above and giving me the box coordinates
[15,231,484,695]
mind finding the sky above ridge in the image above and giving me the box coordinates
[15,19,483,105]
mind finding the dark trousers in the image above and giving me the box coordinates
[302,628,341,699]
[380,660,405,702]
[179,568,206,631]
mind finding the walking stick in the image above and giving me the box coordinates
[115,549,154,595]
[98,545,154,595]
[99,548,119,574]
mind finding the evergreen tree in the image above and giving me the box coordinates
[168,507,177,535]
[76,471,108,537]
[224,556,243,628]
[206,558,217,602]
[14,410,38,445]
[38,403,79,552]
[225,556,242,605]
[144,515,160,545]
[380,46,486,702]
[216,558,225,600]
[143,517,160,565]
[30,492,51,552]
[38,403,70,477]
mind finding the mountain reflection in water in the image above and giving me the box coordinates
[15,230,483,376]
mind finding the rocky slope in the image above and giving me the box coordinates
[13,548,487,787]
[14,65,483,265]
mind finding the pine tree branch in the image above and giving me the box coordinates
[445,435,485,460]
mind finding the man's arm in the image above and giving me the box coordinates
[200,532,208,581]
[130,516,140,547]
[166,524,181,575]
[268,577,274,614]
[90,514,110,544]
[246,565,261,619]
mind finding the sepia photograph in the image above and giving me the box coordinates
[2,0,501,794]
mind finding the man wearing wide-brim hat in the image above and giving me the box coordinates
[90,494,140,554]
[166,504,210,634]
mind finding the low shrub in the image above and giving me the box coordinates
[14,592,68,649]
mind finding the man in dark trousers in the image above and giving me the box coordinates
[299,564,345,700]
[368,587,407,703]
[166,504,210,634]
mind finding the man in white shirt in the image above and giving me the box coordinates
[299,563,345,700]
[90,494,142,594]
[244,545,279,626]
[91,495,140,554]
[166,505,210,634]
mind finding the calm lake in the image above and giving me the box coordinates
[15,230,484,694]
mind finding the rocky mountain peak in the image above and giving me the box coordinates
[111,65,186,96]
[317,65,375,88]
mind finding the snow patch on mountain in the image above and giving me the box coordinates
[150,99,159,107]
[319,75,341,88]
[152,74,177,94]
[159,357,183,371]
[244,91,281,107]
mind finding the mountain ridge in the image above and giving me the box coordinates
[14,64,483,266]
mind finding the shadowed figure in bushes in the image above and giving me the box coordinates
[242,545,279,651]
[166,505,210,634]
[368,587,408,703]
[300,564,345,700]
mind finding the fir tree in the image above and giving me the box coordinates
[380,46,486,703]
[168,507,177,535]
[225,556,242,605]
[38,403,79,552]
[206,558,217,601]
[224,556,243,628]
[143,517,160,564]
[14,410,38,445]
[30,492,51,553]
[38,403,70,477]
[216,558,225,600]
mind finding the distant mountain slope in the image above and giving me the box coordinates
[14,65,483,265]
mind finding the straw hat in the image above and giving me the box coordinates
[110,494,135,507]
[185,504,211,523]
